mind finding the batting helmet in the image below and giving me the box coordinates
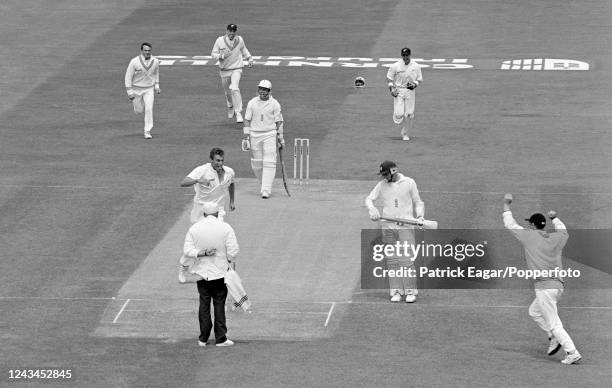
[354,77,365,88]
[378,160,398,175]
[258,80,272,89]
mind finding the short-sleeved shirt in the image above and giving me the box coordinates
[244,96,283,134]
[386,60,423,88]
[187,163,235,207]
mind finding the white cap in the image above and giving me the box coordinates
[202,202,219,215]
[258,79,272,89]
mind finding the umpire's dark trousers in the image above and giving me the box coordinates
[197,278,228,343]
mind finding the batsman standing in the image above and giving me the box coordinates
[211,24,254,123]
[386,48,422,141]
[243,80,284,199]
[503,194,582,364]
[124,42,161,139]
[365,161,425,303]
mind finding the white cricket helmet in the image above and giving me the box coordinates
[258,79,272,89]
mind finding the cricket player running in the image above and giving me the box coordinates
[124,42,161,139]
[365,161,425,303]
[386,48,422,141]
[503,194,582,364]
[180,147,235,224]
[243,80,284,199]
[211,24,254,123]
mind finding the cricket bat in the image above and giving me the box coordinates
[380,216,438,230]
[278,143,291,197]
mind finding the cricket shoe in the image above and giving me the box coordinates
[235,112,244,123]
[390,292,402,303]
[402,134,410,141]
[261,191,270,199]
[560,351,582,365]
[227,107,235,119]
[198,340,207,347]
[405,290,417,303]
[216,339,234,347]
[144,132,152,139]
[547,336,561,356]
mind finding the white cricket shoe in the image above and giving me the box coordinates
[405,290,417,303]
[227,107,235,119]
[390,292,401,303]
[216,339,234,347]
[235,112,244,123]
[144,132,152,139]
[560,351,582,364]
[547,337,561,356]
[198,340,207,347]
[261,191,270,199]
[402,134,410,141]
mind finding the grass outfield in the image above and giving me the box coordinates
[1,0,611,387]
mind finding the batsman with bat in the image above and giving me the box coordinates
[503,193,582,364]
[365,160,425,303]
[243,80,284,199]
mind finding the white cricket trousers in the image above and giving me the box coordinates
[529,288,577,353]
[393,87,416,124]
[132,86,155,133]
[382,226,417,296]
[250,131,277,194]
[220,69,243,113]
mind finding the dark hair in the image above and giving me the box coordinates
[141,42,152,50]
[210,147,224,160]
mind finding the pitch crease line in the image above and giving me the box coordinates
[324,302,336,327]
[113,299,131,324]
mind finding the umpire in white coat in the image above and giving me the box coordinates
[182,202,239,347]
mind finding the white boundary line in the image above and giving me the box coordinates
[324,302,336,327]
[112,299,130,324]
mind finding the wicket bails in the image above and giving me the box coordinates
[293,138,310,184]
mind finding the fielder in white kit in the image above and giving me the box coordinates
[243,80,284,199]
[211,24,254,123]
[503,194,582,365]
[124,42,161,139]
[386,47,422,141]
[365,161,425,303]
[181,147,236,224]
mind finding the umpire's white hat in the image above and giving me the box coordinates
[202,202,219,215]
[258,79,272,89]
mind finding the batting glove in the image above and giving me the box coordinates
[248,58,254,68]
[416,216,425,226]
[241,136,251,152]
[368,207,381,221]
[390,88,399,97]
[154,84,161,94]
[277,133,285,148]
